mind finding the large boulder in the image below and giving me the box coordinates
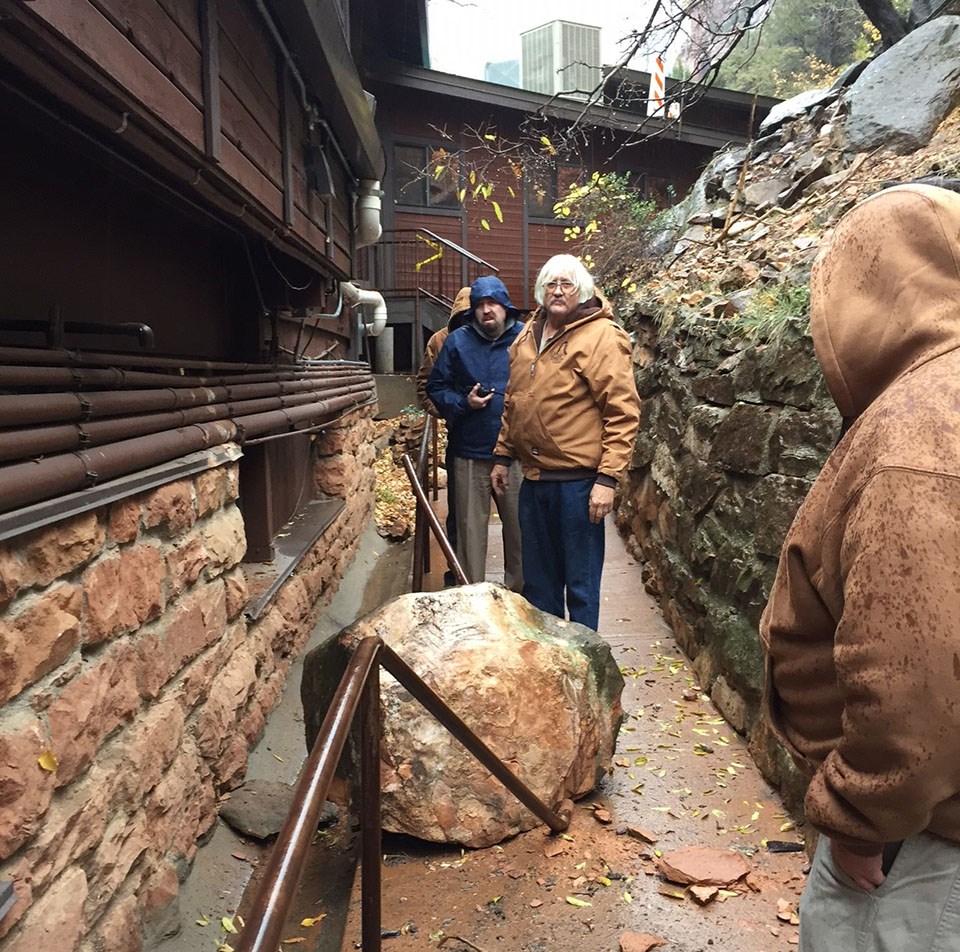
[843,16,960,155]
[337,583,624,848]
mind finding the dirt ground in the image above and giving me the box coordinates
[334,516,810,952]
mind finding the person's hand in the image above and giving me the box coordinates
[830,839,885,891]
[466,383,493,411]
[491,464,510,496]
[588,483,616,524]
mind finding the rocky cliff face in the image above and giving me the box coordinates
[614,19,960,811]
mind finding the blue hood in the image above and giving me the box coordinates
[470,276,521,317]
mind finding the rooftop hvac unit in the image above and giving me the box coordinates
[520,20,601,101]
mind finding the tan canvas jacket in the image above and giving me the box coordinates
[760,185,960,851]
[416,287,472,416]
[494,296,639,481]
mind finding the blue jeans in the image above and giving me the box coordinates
[518,478,605,630]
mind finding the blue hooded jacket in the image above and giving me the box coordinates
[426,278,522,459]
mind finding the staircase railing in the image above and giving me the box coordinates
[359,228,498,304]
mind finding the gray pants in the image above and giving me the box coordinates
[453,457,522,592]
[800,833,960,951]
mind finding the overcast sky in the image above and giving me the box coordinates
[426,0,656,80]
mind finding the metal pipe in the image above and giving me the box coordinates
[233,389,374,441]
[401,454,467,586]
[0,383,372,463]
[0,363,369,391]
[378,642,573,834]
[0,345,369,373]
[0,374,373,428]
[0,422,237,514]
[236,637,382,952]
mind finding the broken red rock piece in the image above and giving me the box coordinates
[657,883,687,900]
[593,807,613,824]
[689,884,719,905]
[620,933,668,952]
[626,825,659,844]
[657,846,750,886]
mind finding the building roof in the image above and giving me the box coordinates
[368,62,780,149]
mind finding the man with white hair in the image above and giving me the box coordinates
[491,254,640,630]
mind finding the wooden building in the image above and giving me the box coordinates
[0,1,425,946]
[359,58,778,371]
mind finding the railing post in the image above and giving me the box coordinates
[412,501,426,592]
[234,637,382,952]
[360,662,382,952]
[402,454,467,586]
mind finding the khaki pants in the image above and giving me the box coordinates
[800,832,960,951]
[452,457,522,592]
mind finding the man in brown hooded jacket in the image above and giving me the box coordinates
[761,184,960,950]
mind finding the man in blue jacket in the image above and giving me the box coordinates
[427,275,523,591]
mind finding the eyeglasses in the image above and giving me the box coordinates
[545,279,577,293]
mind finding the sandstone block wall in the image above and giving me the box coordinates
[0,406,376,950]
[616,314,839,811]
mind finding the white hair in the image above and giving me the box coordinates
[533,254,595,306]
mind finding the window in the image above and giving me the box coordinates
[393,144,460,209]
[524,162,585,219]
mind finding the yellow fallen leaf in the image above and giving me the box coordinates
[300,915,326,927]
[565,896,592,907]
[38,750,57,772]
[623,891,633,903]
[480,219,490,230]
[221,917,238,934]
[282,939,307,945]
[196,915,210,927]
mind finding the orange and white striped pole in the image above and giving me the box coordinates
[647,54,665,117]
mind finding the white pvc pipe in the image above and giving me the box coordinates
[355,179,383,248]
[341,281,387,337]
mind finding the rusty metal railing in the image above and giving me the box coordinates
[403,448,467,592]
[359,228,499,305]
[234,636,573,952]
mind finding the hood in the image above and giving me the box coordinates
[810,184,960,419]
[469,275,521,318]
[448,286,473,331]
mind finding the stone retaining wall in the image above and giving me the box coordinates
[0,406,376,950]
[616,313,839,811]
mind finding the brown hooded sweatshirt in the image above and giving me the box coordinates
[493,296,640,482]
[760,184,960,852]
[416,286,473,417]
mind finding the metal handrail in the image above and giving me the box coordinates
[408,228,500,272]
[403,452,467,591]
[358,228,498,308]
[412,413,434,579]
[235,635,573,952]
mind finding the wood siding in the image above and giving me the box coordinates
[19,0,346,272]
[373,79,713,313]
